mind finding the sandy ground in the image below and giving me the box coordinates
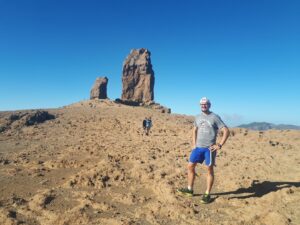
[0,99,299,225]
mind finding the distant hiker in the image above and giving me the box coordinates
[177,97,229,204]
[143,117,147,133]
[143,117,152,136]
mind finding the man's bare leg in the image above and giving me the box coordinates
[206,166,214,194]
[188,163,197,189]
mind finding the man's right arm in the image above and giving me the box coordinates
[192,126,198,149]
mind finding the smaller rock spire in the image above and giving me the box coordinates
[90,77,108,99]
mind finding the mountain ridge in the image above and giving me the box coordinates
[237,122,300,130]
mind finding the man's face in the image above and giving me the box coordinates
[200,103,210,112]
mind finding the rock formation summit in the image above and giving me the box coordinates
[121,48,154,103]
[90,77,108,100]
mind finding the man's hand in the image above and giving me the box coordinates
[209,144,221,152]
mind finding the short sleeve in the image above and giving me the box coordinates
[214,114,226,129]
[193,116,198,127]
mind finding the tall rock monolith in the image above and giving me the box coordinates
[121,48,154,103]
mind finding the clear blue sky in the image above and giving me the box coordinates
[1,0,299,126]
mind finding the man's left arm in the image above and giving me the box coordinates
[210,126,230,152]
[218,126,229,148]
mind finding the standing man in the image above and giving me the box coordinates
[177,97,229,204]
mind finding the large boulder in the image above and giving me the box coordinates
[121,48,154,103]
[90,77,108,99]
[24,111,55,126]
[0,110,55,132]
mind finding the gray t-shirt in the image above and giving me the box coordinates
[194,112,226,148]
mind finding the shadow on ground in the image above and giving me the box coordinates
[212,180,300,199]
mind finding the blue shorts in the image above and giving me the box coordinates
[189,147,216,166]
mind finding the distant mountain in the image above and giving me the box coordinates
[237,122,300,131]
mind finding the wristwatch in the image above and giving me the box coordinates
[218,143,222,149]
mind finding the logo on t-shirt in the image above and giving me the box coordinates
[198,119,212,133]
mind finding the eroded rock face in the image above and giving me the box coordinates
[24,111,55,126]
[121,48,154,103]
[90,77,108,99]
[0,110,55,132]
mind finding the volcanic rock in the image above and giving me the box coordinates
[121,48,154,103]
[0,111,55,131]
[114,99,171,113]
[90,77,108,99]
[24,111,55,126]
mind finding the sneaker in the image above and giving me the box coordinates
[201,194,211,204]
[176,188,193,197]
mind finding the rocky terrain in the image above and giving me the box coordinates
[0,99,299,225]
